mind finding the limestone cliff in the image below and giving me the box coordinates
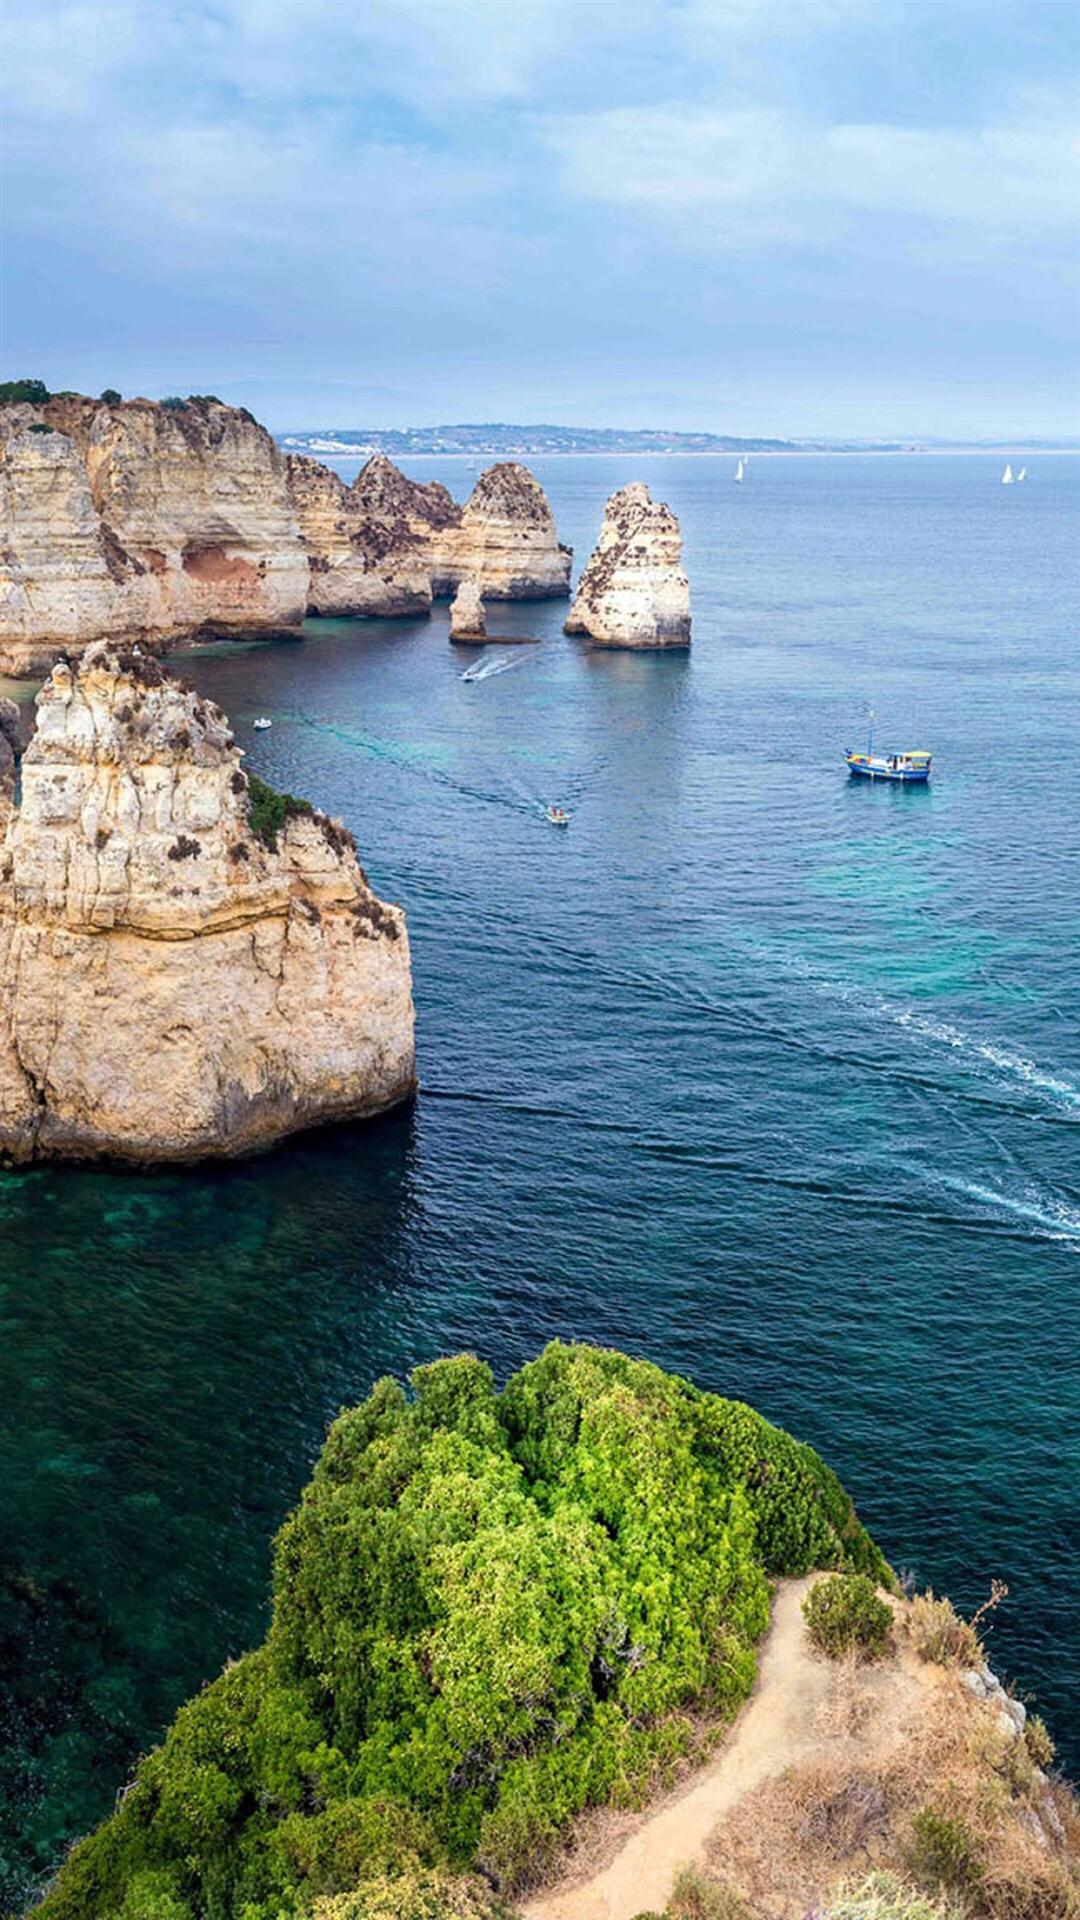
[0,644,415,1162]
[351,455,570,600]
[0,395,309,675]
[285,454,431,617]
[565,482,691,648]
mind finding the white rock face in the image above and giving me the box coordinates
[0,397,309,675]
[564,482,691,648]
[0,645,416,1162]
[448,579,486,640]
[285,455,432,617]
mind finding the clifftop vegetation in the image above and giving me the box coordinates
[36,1342,886,1918]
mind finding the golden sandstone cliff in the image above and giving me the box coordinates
[565,481,691,648]
[0,644,416,1162]
[0,394,570,673]
[0,396,308,675]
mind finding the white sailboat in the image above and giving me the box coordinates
[1017,466,1027,482]
[1001,463,1014,485]
[734,458,745,483]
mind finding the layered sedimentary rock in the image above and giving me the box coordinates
[565,482,691,648]
[352,456,570,600]
[0,644,416,1162]
[443,462,571,599]
[448,578,486,640]
[0,396,308,674]
[0,395,572,676]
[285,454,432,617]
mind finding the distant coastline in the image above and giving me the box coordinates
[278,424,1080,459]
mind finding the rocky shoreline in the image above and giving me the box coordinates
[0,394,573,676]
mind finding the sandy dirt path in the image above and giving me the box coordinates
[523,1575,828,1920]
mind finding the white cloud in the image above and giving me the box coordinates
[543,102,1080,239]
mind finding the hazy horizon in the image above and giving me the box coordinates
[2,1,1077,439]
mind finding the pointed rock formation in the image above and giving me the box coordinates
[0,395,308,675]
[565,483,691,649]
[448,579,486,641]
[445,463,572,600]
[352,456,570,601]
[0,645,416,1162]
[285,455,432,617]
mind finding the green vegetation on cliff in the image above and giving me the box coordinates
[37,1343,887,1918]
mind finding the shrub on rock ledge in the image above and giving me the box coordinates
[803,1572,893,1659]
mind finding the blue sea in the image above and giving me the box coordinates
[2,453,1078,1907]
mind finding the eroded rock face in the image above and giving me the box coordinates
[0,396,310,675]
[285,455,432,617]
[351,456,570,600]
[565,482,691,648]
[448,578,486,641]
[444,463,571,600]
[0,644,416,1162]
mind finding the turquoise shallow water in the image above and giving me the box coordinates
[2,454,1079,1906]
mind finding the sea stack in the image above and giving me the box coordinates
[442,463,572,600]
[448,578,486,641]
[565,482,691,648]
[0,645,416,1163]
[285,454,432,617]
[0,394,308,676]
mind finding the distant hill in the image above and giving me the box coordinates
[277,422,886,457]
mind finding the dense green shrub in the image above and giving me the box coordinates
[908,1808,984,1901]
[161,395,188,411]
[246,770,314,849]
[0,377,50,403]
[28,422,56,434]
[803,1573,892,1659]
[38,1343,887,1919]
[99,388,122,405]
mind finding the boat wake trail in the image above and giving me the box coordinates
[928,1172,1080,1249]
[295,713,550,824]
[461,651,530,684]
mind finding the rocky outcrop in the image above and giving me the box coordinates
[565,482,691,648]
[442,463,571,599]
[448,578,486,641]
[0,396,571,675]
[285,455,432,617]
[0,396,309,675]
[0,644,415,1162]
[351,456,570,600]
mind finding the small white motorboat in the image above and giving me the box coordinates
[253,717,273,731]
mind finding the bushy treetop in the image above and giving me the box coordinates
[40,1342,887,1919]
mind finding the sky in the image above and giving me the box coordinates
[1,0,1077,437]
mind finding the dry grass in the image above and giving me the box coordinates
[906,1595,983,1670]
[698,1661,1078,1920]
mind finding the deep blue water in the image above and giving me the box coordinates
[2,454,1078,1907]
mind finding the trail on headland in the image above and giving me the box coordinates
[523,1578,832,1920]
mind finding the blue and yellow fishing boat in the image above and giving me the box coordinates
[845,713,931,783]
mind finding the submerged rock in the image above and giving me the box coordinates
[0,395,308,676]
[285,454,432,617]
[448,578,486,641]
[0,644,416,1162]
[565,481,691,648]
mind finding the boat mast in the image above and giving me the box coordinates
[867,708,875,756]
